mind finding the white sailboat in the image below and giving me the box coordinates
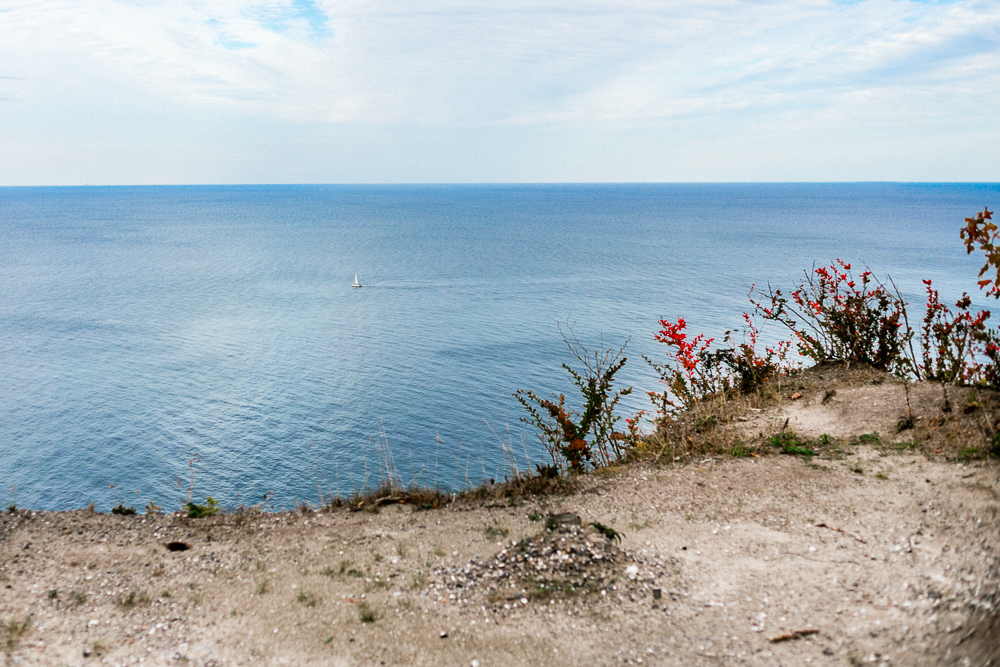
[351,274,362,288]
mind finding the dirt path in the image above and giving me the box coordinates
[2,448,998,667]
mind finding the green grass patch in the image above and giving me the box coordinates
[358,602,377,623]
[857,432,881,445]
[297,590,320,607]
[184,497,220,518]
[770,432,815,457]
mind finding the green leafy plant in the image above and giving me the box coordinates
[770,432,815,457]
[515,326,641,473]
[179,454,220,518]
[108,484,143,516]
[184,497,220,518]
[589,521,622,543]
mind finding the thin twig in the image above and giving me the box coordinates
[187,454,201,504]
[814,522,866,544]
[887,274,921,380]
[769,628,819,643]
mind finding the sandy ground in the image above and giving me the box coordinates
[3,377,1000,666]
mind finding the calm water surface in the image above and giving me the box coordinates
[1,183,997,510]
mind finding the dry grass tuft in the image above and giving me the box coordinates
[357,601,377,623]
[634,380,785,462]
[3,616,31,651]
[119,589,150,608]
[319,470,576,515]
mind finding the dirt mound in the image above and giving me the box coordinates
[429,523,674,607]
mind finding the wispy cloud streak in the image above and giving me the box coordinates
[3,0,997,124]
[0,0,997,182]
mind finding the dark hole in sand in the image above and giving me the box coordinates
[165,542,191,552]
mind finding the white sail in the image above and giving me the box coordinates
[352,274,362,288]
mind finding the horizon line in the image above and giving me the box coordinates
[2,181,1000,189]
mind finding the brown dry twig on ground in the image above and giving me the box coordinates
[769,628,820,643]
[815,522,866,544]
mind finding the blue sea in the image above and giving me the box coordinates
[1,183,997,511]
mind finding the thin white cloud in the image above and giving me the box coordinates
[0,0,997,182]
[3,0,994,125]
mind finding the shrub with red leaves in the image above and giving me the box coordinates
[920,280,990,384]
[644,312,793,420]
[960,208,997,296]
[751,260,914,375]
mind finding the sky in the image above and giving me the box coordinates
[1,0,998,185]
